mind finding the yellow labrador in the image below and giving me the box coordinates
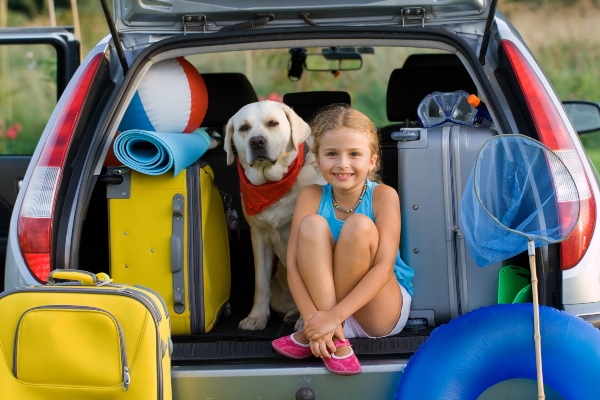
[225,100,325,330]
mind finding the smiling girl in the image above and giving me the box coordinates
[271,105,414,376]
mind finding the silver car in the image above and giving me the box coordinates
[3,1,600,398]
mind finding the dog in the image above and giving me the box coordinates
[225,100,325,330]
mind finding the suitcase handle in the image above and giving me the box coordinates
[172,194,186,314]
[47,269,111,285]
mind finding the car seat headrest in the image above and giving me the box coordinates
[386,65,477,123]
[402,53,464,69]
[201,73,259,127]
[283,91,351,123]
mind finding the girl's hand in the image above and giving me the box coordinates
[308,324,347,358]
[303,310,341,341]
[309,331,335,358]
[333,324,346,344]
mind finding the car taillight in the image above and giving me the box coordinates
[502,40,596,270]
[17,53,104,283]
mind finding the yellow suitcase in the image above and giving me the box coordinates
[0,270,171,400]
[108,161,231,335]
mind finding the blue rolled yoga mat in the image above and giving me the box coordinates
[113,128,211,176]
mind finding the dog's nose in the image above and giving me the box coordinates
[249,136,266,149]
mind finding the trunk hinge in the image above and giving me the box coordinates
[100,0,129,76]
[478,0,500,66]
[401,7,427,27]
[183,15,208,35]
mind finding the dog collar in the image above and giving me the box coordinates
[238,142,306,216]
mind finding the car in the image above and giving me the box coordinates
[4,0,600,398]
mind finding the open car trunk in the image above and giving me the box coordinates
[73,25,554,381]
[82,116,436,364]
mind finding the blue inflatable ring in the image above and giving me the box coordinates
[395,303,600,399]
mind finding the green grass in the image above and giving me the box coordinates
[539,40,600,170]
[502,0,600,170]
[579,130,600,169]
[0,44,57,154]
[540,40,600,171]
[2,1,600,165]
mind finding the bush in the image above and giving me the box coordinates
[7,0,42,17]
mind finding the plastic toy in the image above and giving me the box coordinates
[118,57,208,133]
[396,304,600,399]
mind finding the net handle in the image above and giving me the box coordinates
[528,240,545,400]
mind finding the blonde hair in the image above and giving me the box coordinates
[310,104,382,182]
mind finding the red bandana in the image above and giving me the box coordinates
[238,143,305,216]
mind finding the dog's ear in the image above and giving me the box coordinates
[224,116,236,166]
[281,103,311,151]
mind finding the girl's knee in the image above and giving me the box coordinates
[339,214,377,241]
[298,214,330,241]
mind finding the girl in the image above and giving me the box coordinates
[272,105,414,376]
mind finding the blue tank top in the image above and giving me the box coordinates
[318,180,414,297]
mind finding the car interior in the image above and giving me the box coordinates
[76,45,537,362]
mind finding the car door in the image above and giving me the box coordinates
[0,27,80,287]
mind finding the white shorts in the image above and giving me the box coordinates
[342,282,412,339]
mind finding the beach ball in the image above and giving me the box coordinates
[118,57,208,133]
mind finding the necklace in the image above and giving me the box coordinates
[332,180,368,213]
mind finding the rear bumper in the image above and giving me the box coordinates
[172,358,408,399]
[563,302,600,328]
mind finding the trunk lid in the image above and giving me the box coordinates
[113,0,494,34]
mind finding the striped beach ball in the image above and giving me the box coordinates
[118,57,208,133]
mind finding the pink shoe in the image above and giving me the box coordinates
[323,340,362,376]
[272,333,312,359]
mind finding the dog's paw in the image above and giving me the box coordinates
[282,309,304,332]
[238,315,269,330]
[294,316,305,332]
[283,308,301,327]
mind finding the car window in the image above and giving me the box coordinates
[0,43,58,155]
[187,47,445,127]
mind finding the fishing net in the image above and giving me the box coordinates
[460,134,581,398]
[460,134,580,267]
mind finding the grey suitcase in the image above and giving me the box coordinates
[396,124,501,327]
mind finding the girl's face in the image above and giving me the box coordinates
[317,127,377,189]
